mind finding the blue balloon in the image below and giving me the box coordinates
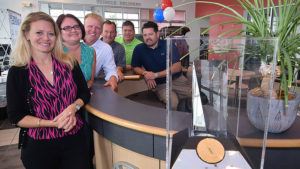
[153,9,164,23]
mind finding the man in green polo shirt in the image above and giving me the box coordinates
[115,20,142,70]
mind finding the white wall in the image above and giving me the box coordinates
[0,0,37,20]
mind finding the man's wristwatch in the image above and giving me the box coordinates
[74,103,81,111]
[154,73,158,79]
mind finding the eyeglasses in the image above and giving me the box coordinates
[61,25,81,31]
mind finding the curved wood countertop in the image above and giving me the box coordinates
[237,137,300,148]
[86,79,300,148]
[85,79,192,137]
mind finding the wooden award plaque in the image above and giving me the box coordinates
[196,138,225,164]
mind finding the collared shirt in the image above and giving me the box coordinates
[101,38,126,68]
[131,39,182,84]
[115,37,142,65]
[90,40,118,81]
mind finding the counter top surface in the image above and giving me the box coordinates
[86,80,192,136]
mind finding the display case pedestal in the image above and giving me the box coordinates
[171,129,253,169]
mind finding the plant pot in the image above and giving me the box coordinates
[247,90,300,133]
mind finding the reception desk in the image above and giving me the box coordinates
[85,79,192,169]
[86,79,300,169]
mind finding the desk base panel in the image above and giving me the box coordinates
[93,131,166,169]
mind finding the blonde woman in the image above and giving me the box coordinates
[7,12,90,169]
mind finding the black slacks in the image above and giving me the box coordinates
[21,129,89,169]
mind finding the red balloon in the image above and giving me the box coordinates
[161,0,173,10]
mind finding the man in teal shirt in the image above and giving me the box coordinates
[115,20,142,70]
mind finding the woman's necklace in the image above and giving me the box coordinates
[35,58,53,76]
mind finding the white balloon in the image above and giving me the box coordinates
[163,7,175,21]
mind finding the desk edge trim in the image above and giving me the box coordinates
[85,105,177,137]
[237,137,300,148]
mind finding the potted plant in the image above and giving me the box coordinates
[168,0,300,132]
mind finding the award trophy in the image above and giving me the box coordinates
[165,37,278,169]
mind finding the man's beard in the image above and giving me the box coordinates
[146,39,158,48]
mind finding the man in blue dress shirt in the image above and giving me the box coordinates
[101,20,126,82]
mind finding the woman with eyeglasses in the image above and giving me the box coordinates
[56,14,96,89]
[7,12,90,169]
[56,14,96,169]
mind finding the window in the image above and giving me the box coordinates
[246,6,282,35]
[40,3,93,24]
[39,2,186,37]
[123,13,138,19]
[141,9,186,31]
[104,11,140,35]
[105,12,122,19]
[103,7,140,35]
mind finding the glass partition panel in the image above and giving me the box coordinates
[166,37,279,169]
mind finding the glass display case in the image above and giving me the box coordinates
[165,37,281,169]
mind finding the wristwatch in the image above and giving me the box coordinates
[74,103,81,111]
[154,73,158,79]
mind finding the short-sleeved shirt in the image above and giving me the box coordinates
[115,37,142,65]
[64,42,94,82]
[131,39,182,84]
[108,40,126,68]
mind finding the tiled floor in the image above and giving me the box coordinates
[0,117,24,169]
[0,128,24,169]
[0,144,24,169]
[0,128,19,146]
